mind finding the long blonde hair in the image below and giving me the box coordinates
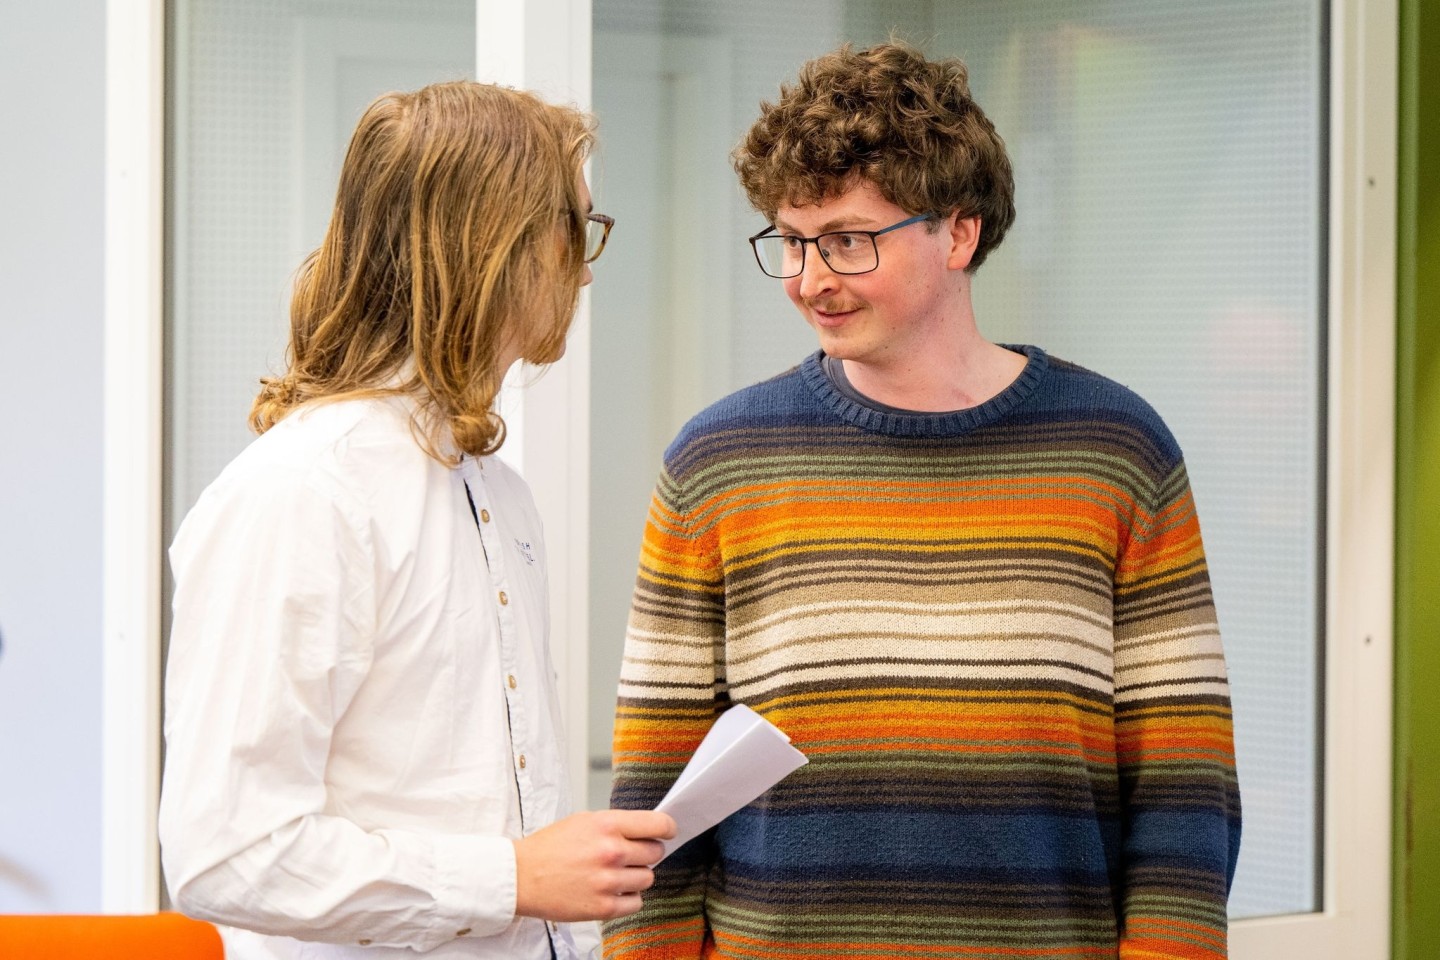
[251,80,595,460]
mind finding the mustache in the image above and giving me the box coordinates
[803,298,866,313]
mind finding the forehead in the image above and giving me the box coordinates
[775,178,907,232]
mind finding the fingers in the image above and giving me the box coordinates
[603,811,672,869]
[608,890,646,919]
[606,835,666,868]
[566,862,652,923]
[632,837,666,865]
[512,811,673,923]
[603,864,656,920]
[608,809,677,840]
[613,863,657,896]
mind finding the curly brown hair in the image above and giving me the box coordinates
[733,41,1015,270]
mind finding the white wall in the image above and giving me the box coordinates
[0,0,107,912]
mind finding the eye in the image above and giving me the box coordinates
[831,233,865,250]
[779,235,805,251]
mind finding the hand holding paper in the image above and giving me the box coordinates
[650,704,808,860]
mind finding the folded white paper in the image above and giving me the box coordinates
[652,703,808,860]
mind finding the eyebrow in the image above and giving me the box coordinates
[773,215,879,234]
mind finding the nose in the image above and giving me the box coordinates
[795,244,839,300]
[581,262,594,288]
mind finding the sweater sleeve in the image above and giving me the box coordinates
[1113,459,1242,959]
[603,468,728,960]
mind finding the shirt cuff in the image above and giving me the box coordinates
[432,834,517,941]
[567,919,602,958]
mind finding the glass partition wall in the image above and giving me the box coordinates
[586,0,1326,921]
[166,0,476,527]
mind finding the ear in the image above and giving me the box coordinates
[946,214,982,271]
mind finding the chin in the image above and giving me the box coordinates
[812,331,863,361]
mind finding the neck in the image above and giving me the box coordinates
[841,314,1027,413]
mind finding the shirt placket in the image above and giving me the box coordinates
[464,461,538,832]
[464,460,567,958]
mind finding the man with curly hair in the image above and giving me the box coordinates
[604,41,1240,960]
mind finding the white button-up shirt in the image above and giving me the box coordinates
[160,396,596,959]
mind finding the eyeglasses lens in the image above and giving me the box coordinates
[585,221,604,261]
[754,233,877,278]
[584,216,613,263]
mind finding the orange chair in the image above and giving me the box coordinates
[0,913,223,959]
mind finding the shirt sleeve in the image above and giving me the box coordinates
[1113,459,1242,959]
[602,471,727,960]
[159,461,518,952]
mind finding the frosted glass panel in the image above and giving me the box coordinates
[952,2,1323,920]
[166,0,475,529]
[589,0,1322,921]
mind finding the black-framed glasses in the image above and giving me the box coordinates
[584,213,614,264]
[747,213,931,278]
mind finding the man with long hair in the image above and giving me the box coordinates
[605,42,1241,959]
[160,80,672,960]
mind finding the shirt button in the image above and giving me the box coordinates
[358,939,372,946]
[456,928,471,937]
[518,754,527,769]
[480,508,491,523]
[507,674,517,689]
[498,590,509,605]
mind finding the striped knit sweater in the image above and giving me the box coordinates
[605,346,1241,960]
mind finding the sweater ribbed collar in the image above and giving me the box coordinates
[799,344,1049,438]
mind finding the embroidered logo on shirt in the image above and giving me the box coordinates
[514,538,536,564]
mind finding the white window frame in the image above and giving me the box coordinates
[103,3,1396,954]
[102,0,164,913]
